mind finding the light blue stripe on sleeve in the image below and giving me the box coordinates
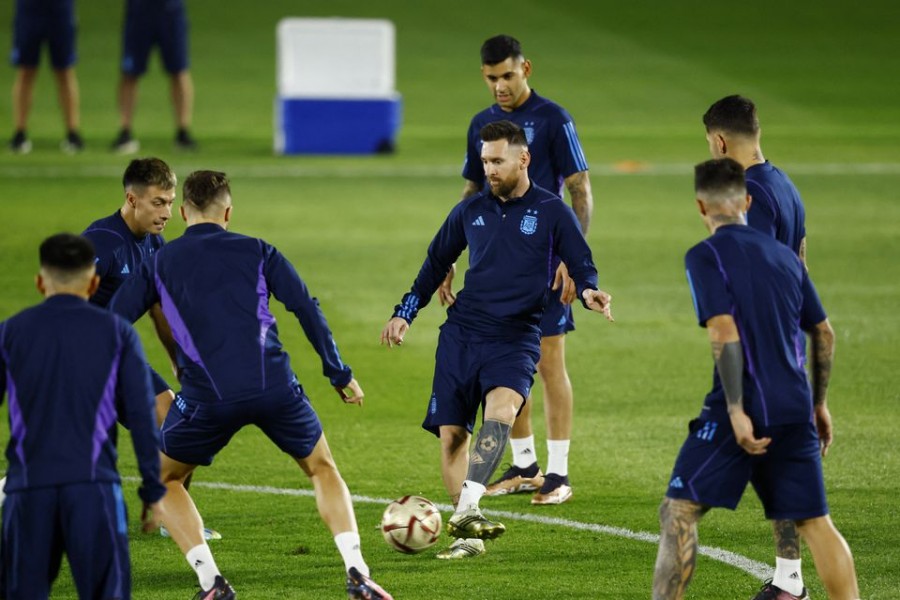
[563,121,589,172]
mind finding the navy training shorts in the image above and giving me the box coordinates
[422,323,540,436]
[2,482,131,600]
[11,0,77,69]
[160,383,323,466]
[665,419,828,520]
[120,0,189,76]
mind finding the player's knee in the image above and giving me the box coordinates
[439,426,469,456]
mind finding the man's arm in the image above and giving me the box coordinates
[117,324,166,507]
[437,179,482,307]
[563,170,593,235]
[264,245,353,391]
[706,314,771,455]
[809,318,835,455]
[799,236,808,269]
[148,302,178,375]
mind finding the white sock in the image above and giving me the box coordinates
[456,480,486,512]
[773,557,804,595]
[509,435,537,469]
[186,544,221,591]
[335,531,368,576]
[546,439,570,477]
[0,476,6,508]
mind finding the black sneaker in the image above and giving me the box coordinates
[111,128,140,154]
[752,578,810,600]
[175,128,197,151]
[60,130,84,154]
[192,575,235,600]
[485,462,544,496]
[9,130,31,154]
[531,472,573,505]
[346,567,392,600]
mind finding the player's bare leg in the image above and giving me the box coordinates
[795,515,859,600]
[10,67,37,153]
[156,453,232,597]
[485,397,543,496]
[53,67,82,152]
[171,70,196,149]
[294,434,358,536]
[12,67,37,131]
[653,497,710,600]
[111,75,140,153]
[447,388,521,540]
[436,425,485,559]
[754,519,807,599]
[532,333,574,504]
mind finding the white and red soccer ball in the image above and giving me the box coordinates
[380,495,442,553]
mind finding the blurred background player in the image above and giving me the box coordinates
[382,121,612,560]
[8,0,84,154]
[0,233,164,599]
[703,94,810,600]
[440,35,594,506]
[652,159,859,600]
[81,157,220,541]
[111,0,197,153]
[109,170,390,600]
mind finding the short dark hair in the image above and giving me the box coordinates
[481,35,524,66]
[480,120,528,147]
[702,95,760,136]
[122,157,177,191]
[39,233,96,273]
[183,170,231,211]
[695,158,746,202]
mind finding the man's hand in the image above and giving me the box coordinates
[141,501,163,533]
[335,378,364,406]
[814,404,833,457]
[381,317,410,348]
[552,262,577,304]
[438,264,457,306]
[728,410,771,455]
[582,289,614,321]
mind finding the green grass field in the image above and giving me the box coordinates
[1,1,899,598]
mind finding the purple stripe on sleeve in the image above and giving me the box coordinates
[257,259,276,389]
[702,240,770,426]
[0,326,27,484]
[154,266,223,400]
[547,232,555,287]
[92,329,122,478]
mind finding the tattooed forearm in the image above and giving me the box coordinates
[810,321,835,407]
[653,498,709,600]
[461,179,481,200]
[712,340,744,413]
[564,171,593,235]
[774,519,802,559]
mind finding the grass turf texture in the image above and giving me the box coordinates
[1,0,899,598]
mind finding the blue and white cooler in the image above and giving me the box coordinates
[275,18,402,155]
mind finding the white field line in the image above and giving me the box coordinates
[2,162,900,180]
[126,477,772,581]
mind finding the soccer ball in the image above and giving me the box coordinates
[380,495,442,553]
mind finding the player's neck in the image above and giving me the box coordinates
[498,178,531,203]
[732,145,765,169]
[119,206,146,238]
[707,212,746,234]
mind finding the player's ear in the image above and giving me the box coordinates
[521,59,532,78]
[224,205,232,226]
[696,198,708,216]
[744,194,752,213]
[520,148,531,170]
[87,274,100,297]
[180,205,187,222]
[35,273,45,297]
[716,134,727,155]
